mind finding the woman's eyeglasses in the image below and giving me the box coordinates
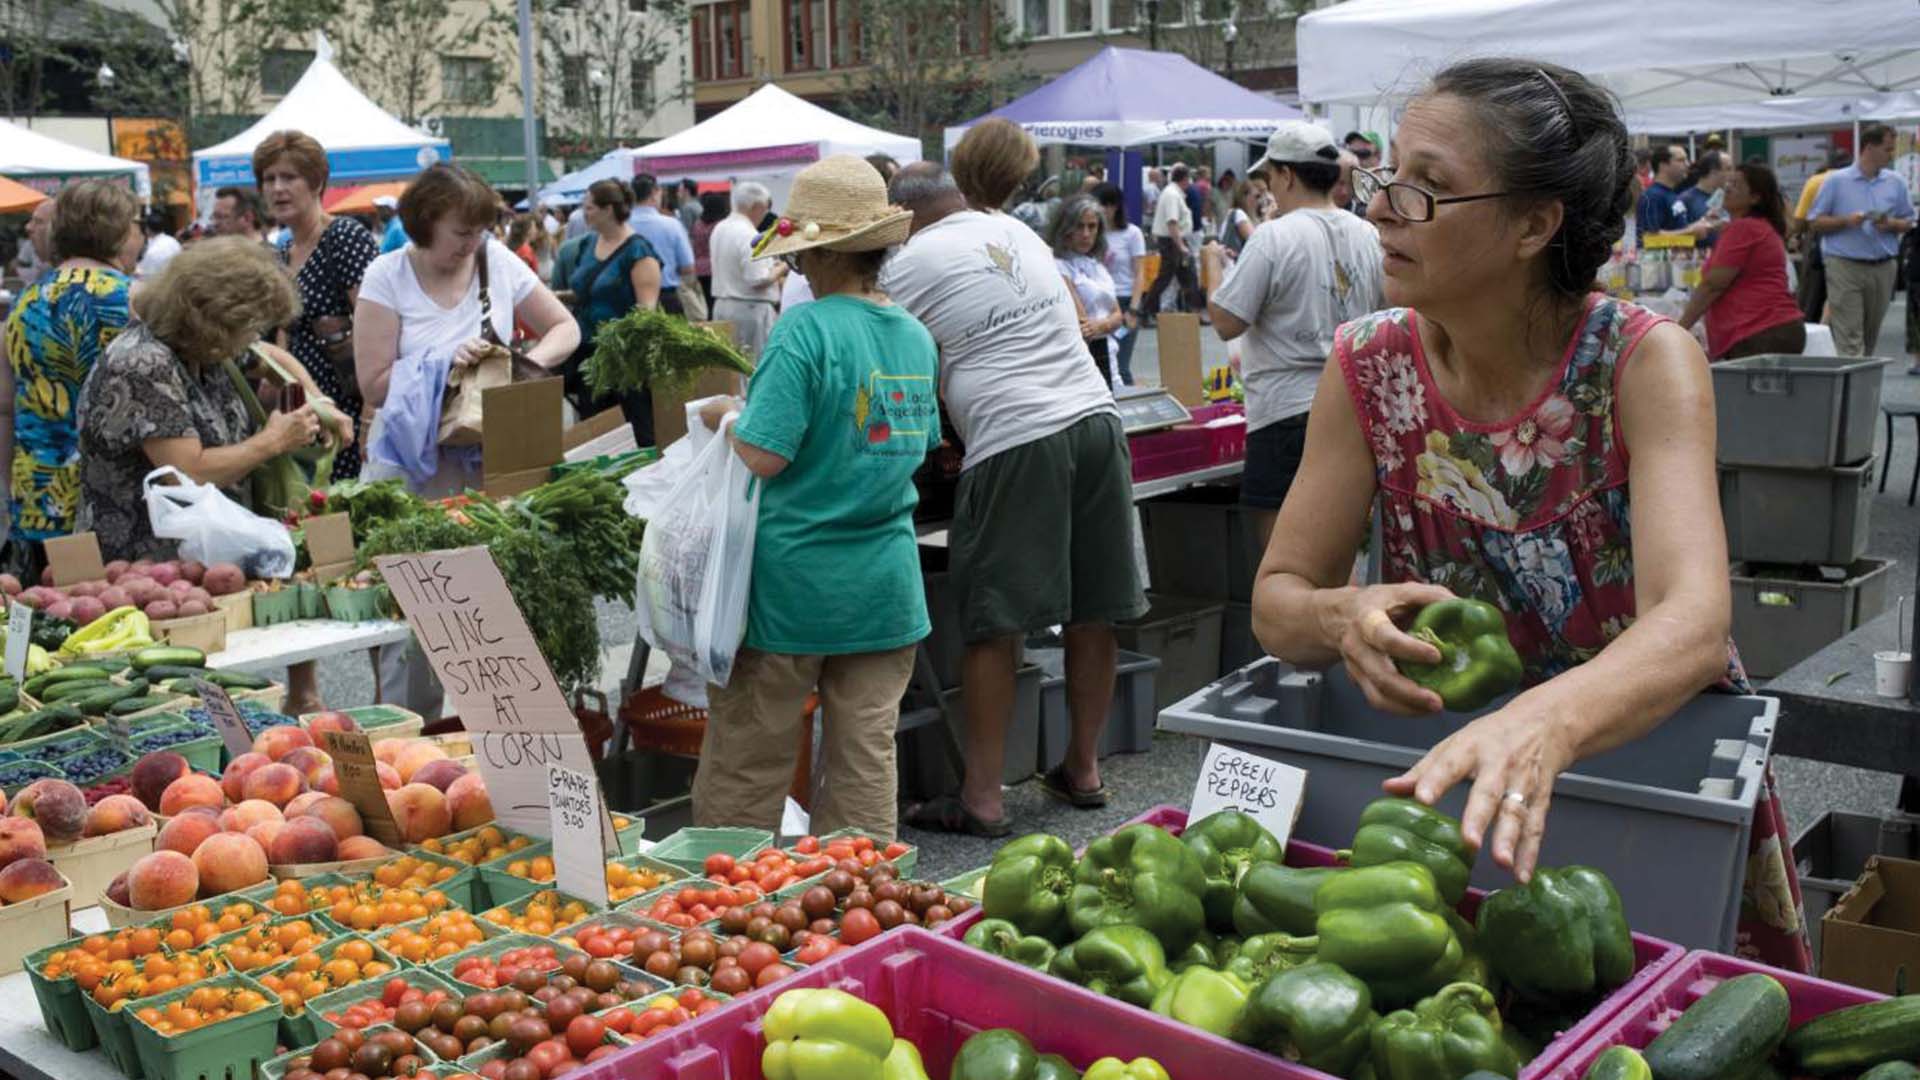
[778,252,804,273]
[1352,167,1514,223]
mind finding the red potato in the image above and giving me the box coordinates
[67,581,100,599]
[68,596,107,626]
[45,599,73,621]
[144,600,178,620]
[104,560,129,583]
[202,564,246,596]
[176,600,209,617]
[180,560,205,585]
[0,574,22,595]
[148,563,180,586]
[98,587,132,610]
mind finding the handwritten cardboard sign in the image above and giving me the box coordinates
[195,679,256,760]
[1189,742,1308,847]
[547,764,611,907]
[320,729,404,848]
[5,602,33,681]
[373,547,614,843]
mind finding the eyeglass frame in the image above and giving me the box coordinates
[778,251,805,273]
[1352,166,1516,223]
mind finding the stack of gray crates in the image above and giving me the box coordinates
[1028,644,1162,765]
[1139,488,1258,679]
[1713,355,1892,677]
[1792,810,1918,964]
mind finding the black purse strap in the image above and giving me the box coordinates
[476,242,504,346]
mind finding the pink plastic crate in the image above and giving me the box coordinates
[575,926,1324,1080]
[1122,805,1686,1079]
[1542,949,1886,1079]
[1130,424,1216,481]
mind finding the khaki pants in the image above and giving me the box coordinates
[1824,255,1897,357]
[691,645,916,839]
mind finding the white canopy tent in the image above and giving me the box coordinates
[0,118,151,200]
[192,37,448,193]
[1298,0,1920,111]
[1624,91,1920,136]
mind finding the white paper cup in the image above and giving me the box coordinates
[1874,650,1912,698]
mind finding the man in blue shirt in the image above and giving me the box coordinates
[627,172,698,316]
[375,196,407,253]
[1810,123,1916,356]
[1636,144,1698,237]
[1677,150,1731,247]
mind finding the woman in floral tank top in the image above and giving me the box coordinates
[1252,58,1810,970]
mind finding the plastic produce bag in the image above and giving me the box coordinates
[144,465,297,579]
[633,413,759,687]
[621,396,732,521]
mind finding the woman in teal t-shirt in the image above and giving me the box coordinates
[688,156,937,840]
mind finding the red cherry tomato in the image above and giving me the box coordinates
[704,853,736,877]
[755,962,795,987]
[841,907,881,945]
[794,836,820,855]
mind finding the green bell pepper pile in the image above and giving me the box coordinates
[1233,863,1341,937]
[1172,927,1235,972]
[1232,961,1379,1078]
[1049,924,1174,1008]
[1315,861,1465,1009]
[983,833,1079,942]
[1084,1058,1172,1080]
[965,917,1060,971]
[1394,597,1523,712]
[1070,823,1209,953]
[1370,982,1523,1080]
[1182,809,1285,931]
[761,988,897,1080]
[949,1029,1078,1080]
[1224,932,1319,987]
[1475,865,1634,1003]
[1341,797,1478,905]
[1150,965,1251,1038]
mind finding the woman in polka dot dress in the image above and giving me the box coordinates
[256,130,378,481]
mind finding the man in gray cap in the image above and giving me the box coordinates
[1211,120,1385,547]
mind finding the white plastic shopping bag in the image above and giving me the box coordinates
[144,466,297,578]
[633,414,759,687]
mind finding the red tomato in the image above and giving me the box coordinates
[714,887,741,907]
[566,1015,607,1058]
[841,907,881,945]
[677,888,702,907]
[586,1045,623,1062]
[526,1040,568,1074]
[677,989,705,1010]
[382,978,409,1006]
[883,842,909,859]
[704,853,736,877]
[851,836,874,853]
[696,999,723,1016]
[794,836,820,855]
[736,941,781,976]
[755,962,795,987]
[584,936,618,959]
[605,1009,634,1034]
[858,850,880,867]
[795,938,835,965]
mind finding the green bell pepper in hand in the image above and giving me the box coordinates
[1475,865,1633,1002]
[1232,961,1378,1078]
[1233,863,1341,937]
[1370,982,1522,1080]
[1070,824,1209,953]
[1183,810,1285,931]
[1085,1057,1172,1080]
[1049,924,1173,1008]
[1340,797,1477,905]
[949,1029,1077,1080]
[1225,932,1319,987]
[965,918,1059,970]
[983,833,1078,942]
[1315,862,1464,1009]
[761,988,896,1080]
[1394,598,1523,712]
[1150,965,1251,1038]
[883,1039,931,1080]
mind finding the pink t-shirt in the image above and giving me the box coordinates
[1703,216,1802,358]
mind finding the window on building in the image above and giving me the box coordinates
[712,0,749,78]
[629,59,653,111]
[1022,0,1050,37]
[830,0,861,67]
[692,6,712,81]
[562,66,586,109]
[441,56,493,105]
[1108,0,1136,30]
[627,0,647,9]
[1065,0,1092,33]
[260,49,312,97]
[784,0,825,72]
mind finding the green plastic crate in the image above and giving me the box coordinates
[126,973,281,1080]
[12,725,104,763]
[83,975,150,1078]
[644,827,773,874]
[940,864,991,901]
[23,938,97,1051]
[125,722,221,773]
[259,933,404,1047]
[474,885,613,938]
[259,1023,437,1080]
[429,932,588,993]
[365,849,480,912]
[372,911,509,968]
[296,704,421,730]
[308,966,464,1042]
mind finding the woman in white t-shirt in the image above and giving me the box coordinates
[1048,194,1124,388]
[353,164,578,495]
[1094,184,1146,385]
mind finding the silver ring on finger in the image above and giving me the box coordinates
[1501,789,1528,810]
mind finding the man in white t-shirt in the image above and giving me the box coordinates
[1211,120,1386,545]
[1139,163,1203,321]
[708,181,786,358]
[133,212,182,280]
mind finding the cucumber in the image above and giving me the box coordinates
[1643,973,1790,1080]
[0,684,16,715]
[1582,1048,1651,1080]
[204,670,270,691]
[37,678,115,703]
[1784,996,1920,1075]
[108,696,173,717]
[141,665,218,684]
[2,705,83,743]
[1862,1063,1920,1080]
[72,686,142,717]
[22,666,112,698]
[131,646,206,672]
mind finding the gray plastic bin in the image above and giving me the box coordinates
[899,662,1043,798]
[1158,659,1776,950]
[1792,811,1918,964]
[1719,458,1874,566]
[1030,646,1162,767]
[1729,557,1894,677]
[1712,354,1886,468]
[1142,489,1258,603]
[1114,594,1225,711]
[1221,601,1264,676]
[919,545,966,689]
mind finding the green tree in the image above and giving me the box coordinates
[835,0,1028,159]
[1,0,66,120]
[330,0,515,126]
[1131,0,1304,82]
[537,0,690,156]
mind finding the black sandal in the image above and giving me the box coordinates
[903,795,1014,838]
[1040,764,1110,809]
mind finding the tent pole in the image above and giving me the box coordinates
[518,0,540,197]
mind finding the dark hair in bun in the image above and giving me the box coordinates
[1429,58,1635,297]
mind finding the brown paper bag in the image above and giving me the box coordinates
[438,345,512,446]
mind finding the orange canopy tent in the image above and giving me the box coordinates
[0,176,50,214]
[323,180,408,214]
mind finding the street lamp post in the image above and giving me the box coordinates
[1222,18,1237,80]
[1143,0,1160,50]
[588,66,608,151]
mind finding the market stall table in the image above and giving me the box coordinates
[205,618,412,674]
[1765,607,1920,806]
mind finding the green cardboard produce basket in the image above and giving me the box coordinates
[251,589,300,627]
[474,885,613,938]
[940,864,991,901]
[295,582,326,620]
[258,1023,439,1080]
[429,932,589,992]
[372,911,509,968]
[475,844,686,909]
[259,933,404,1047]
[308,966,464,1041]
[365,849,480,912]
[9,724,104,763]
[814,828,918,877]
[127,721,221,773]
[24,938,97,1052]
[643,826,773,874]
[324,584,385,622]
[126,973,281,1080]
[83,980,146,1079]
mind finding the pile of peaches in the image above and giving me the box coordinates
[0,771,166,906]
[105,715,496,912]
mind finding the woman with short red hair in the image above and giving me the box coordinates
[255,130,379,479]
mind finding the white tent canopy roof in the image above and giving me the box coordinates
[1298,0,1920,110]
[0,118,151,198]
[192,36,448,188]
[629,83,920,180]
[1625,91,1920,135]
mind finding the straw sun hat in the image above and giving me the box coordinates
[752,155,911,259]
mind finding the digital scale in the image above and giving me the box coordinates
[1114,386,1194,435]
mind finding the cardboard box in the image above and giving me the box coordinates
[44,532,106,587]
[482,378,566,496]
[1155,313,1205,407]
[150,609,227,654]
[1820,853,1920,993]
[563,407,628,454]
[652,366,746,449]
[303,511,357,584]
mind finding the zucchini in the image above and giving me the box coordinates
[204,670,270,691]
[22,666,112,698]
[131,646,206,672]
[1644,973,1790,1080]
[1582,1048,1651,1080]
[1784,996,1920,1075]
[1862,1064,1920,1080]
[37,678,114,703]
